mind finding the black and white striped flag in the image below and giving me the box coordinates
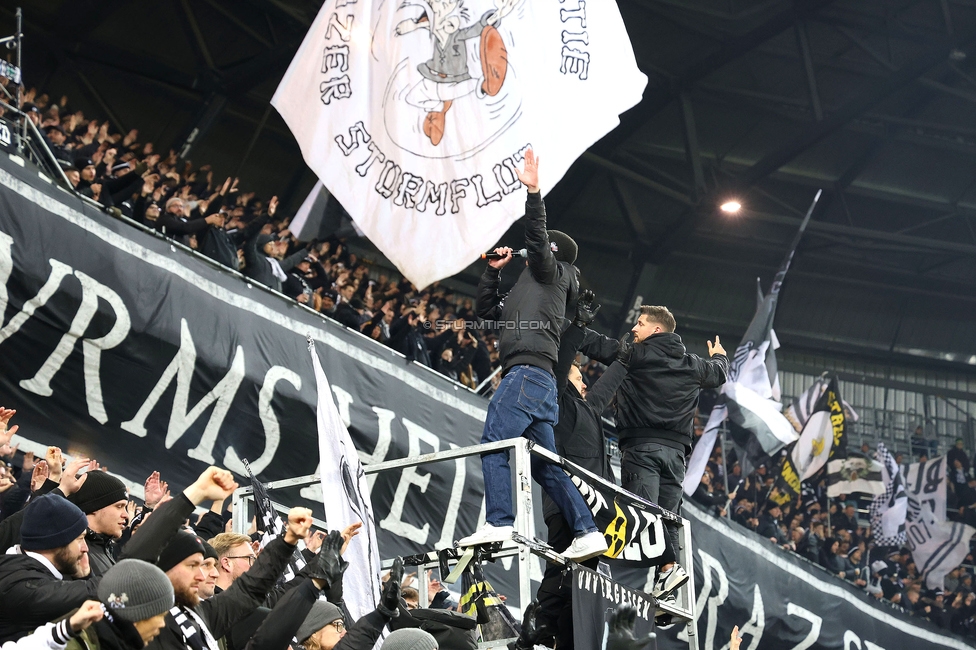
[683,194,823,495]
[784,376,859,433]
[870,443,908,547]
[243,458,307,584]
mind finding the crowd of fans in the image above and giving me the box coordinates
[3,77,974,645]
[0,406,485,650]
[688,424,976,639]
[7,86,505,392]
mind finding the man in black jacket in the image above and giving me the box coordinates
[462,149,606,562]
[66,470,130,578]
[581,305,728,602]
[147,505,311,650]
[0,466,238,643]
[535,292,630,649]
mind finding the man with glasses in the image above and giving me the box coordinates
[208,533,257,594]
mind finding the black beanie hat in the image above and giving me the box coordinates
[201,541,219,561]
[157,532,207,572]
[68,471,128,514]
[547,230,578,264]
[21,494,89,551]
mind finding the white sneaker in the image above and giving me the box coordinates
[652,564,689,599]
[563,531,609,562]
[458,524,514,547]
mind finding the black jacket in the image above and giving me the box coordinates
[65,609,146,650]
[245,580,319,650]
[334,610,392,650]
[476,193,578,376]
[582,330,728,453]
[388,316,431,367]
[333,302,364,330]
[147,536,296,650]
[0,492,189,643]
[86,530,119,578]
[542,324,625,522]
[756,514,785,543]
[243,231,308,294]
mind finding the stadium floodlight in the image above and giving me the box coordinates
[720,200,742,214]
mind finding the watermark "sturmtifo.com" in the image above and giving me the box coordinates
[423,319,553,331]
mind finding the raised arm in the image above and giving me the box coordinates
[697,336,730,388]
[516,150,558,285]
[201,507,313,639]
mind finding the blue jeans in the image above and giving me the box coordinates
[481,365,597,536]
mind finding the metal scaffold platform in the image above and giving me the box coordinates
[233,437,698,650]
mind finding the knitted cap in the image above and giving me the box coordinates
[296,601,343,643]
[382,629,438,650]
[201,541,218,561]
[21,494,89,551]
[68,471,128,514]
[256,234,275,251]
[546,230,577,264]
[98,559,174,622]
[156,531,207,572]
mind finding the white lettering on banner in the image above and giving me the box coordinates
[331,384,355,428]
[558,0,590,80]
[737,586,765,650]
[0,259,73,343]
[679,550,729,649]
[19,271,131,425]
[120,319,245,467]
[360,407,395,492]
[224,367,302,475]
[575,570,653,621]
[0,231,13,315]
[844,631,886,650]
[571,472,609,512]
[379,418,440,543]
[785,603,822,650]
[905,456,947,523]
[335,122,529,216]
[434,443,467,549]
[0,238,130,425]
[635,509,666,561]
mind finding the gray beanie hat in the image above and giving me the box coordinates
[382,629,438,650]
[98,559,174,622]
[296,601,343,643]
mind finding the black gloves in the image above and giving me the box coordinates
[616,333,635,367]
[378,557,403,618]
[607,605,656,650]
[510,600,550,650]
[574,289,601,329]
[307,530,348,604]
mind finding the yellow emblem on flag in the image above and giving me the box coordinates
[603,500,628,558]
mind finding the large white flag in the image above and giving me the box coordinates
[310,339,382,621]
[907,504,976,591]
[272,0,646,288]
[905,455,947,523]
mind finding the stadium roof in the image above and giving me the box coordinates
[6,0,976,369]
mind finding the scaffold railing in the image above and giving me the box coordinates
[232,437,698,650]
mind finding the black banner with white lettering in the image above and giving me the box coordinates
[573,565,656,649]
[652,504,971,650]
[0,156,502,588]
